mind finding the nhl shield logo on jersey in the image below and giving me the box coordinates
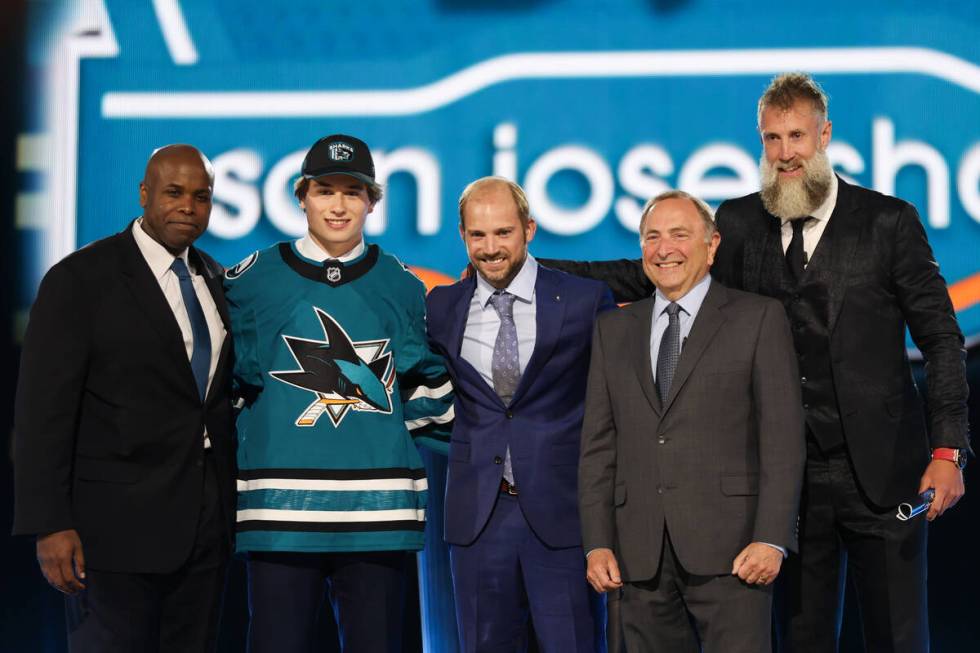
[270,307,395,428]
[325,266,342,283]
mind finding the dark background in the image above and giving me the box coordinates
[1,2,977,651]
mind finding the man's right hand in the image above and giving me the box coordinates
[36,529,86,594]
[586,547,623,593]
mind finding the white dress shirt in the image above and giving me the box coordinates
[132,220,226,446]
[779,173,838,266]
[295,234,366,262]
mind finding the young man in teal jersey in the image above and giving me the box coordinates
[224,134,453,653]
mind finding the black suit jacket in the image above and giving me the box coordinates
[12,224,236,573]
[546,177,970,506]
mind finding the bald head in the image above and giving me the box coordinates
[458,176,530,230]
[144,144,214,186]
[139,144,214,255]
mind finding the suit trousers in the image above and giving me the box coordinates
[775,438,928,652]
[450,493,600,653]
[620,530,772,653]
[65,450,229,653]
[246,549,408,653]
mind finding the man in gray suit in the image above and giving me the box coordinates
[579,190,806,652]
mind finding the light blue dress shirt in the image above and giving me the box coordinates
[460,255,538,484]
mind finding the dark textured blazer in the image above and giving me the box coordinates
[578,279,806,580]
[426,265,615,548]
[12,224,236,574]
[546,177,970,507]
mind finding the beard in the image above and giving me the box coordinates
[759,148,834,220]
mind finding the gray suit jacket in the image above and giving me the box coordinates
[579,277,806,580]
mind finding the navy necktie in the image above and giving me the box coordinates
[656,302,681,404]
[170,258,211,402]
[489,291,519,484]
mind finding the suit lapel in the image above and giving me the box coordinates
[628,299,661,416]
[662,279,727,414]
[119,224,199,399]
[513,268,566,404]
[819,178,861,334]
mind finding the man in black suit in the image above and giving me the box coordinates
[546,74,970,652]
[12,144,236,652]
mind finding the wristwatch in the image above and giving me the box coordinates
[932,447,968,470]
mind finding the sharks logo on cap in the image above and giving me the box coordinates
[328,141,354,162]
[270,307,394,427]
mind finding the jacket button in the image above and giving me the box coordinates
[657,486,664,494]
[800,376,807,384]
[506,411,514,419]
[803,403,810,410]
[494,456,503,465]
[657,437,666,445]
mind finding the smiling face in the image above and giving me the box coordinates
[640,197,720,301]
[138,146,214,255]
[300,174,375,258]
[460,184,536,290]
[758,98,834,219]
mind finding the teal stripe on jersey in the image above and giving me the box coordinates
[238,489,423,512]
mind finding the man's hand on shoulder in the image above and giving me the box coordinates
[732,542,782,586]
[586,547,623,593]
[919,459,966,521]
[36,529,86,594]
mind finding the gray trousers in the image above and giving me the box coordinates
[620,530,772,653]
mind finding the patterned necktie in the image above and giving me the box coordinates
[489,291,519,484]
[786,217,813,283]
[656,302,681,404]
[170,258,212,402]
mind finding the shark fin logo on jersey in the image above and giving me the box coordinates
[225,251,259,279]
[270,307,395,428]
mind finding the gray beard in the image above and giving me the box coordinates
[759,149,833,220]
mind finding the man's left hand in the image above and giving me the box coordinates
[731,542,782,586]
[918,459,966,521]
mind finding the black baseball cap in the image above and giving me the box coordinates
[300,134,375,184]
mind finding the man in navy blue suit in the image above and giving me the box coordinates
[426,177,615,652]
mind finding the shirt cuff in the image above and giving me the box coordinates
[761,542,787,558]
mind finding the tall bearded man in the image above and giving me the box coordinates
[543,73,970,652]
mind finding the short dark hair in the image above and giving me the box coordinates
[293,175,383,204]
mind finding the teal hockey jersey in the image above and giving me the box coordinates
[224,241,453,553]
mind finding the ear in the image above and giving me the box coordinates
[706,230,721,266]
[139,182,148,208]
[820,119,833,150]
[524,218,537,244]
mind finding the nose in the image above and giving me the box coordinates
[328,194,347,215]
[779,140,794,162]
[655,238,674,259]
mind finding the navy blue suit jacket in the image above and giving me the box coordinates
[426,265,615,548]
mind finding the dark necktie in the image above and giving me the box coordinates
[785,217,813,283]
[656,302,681,404]
[171,258,212,402]
[489,291,519,484]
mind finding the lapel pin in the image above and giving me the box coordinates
[555,295,560,302]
